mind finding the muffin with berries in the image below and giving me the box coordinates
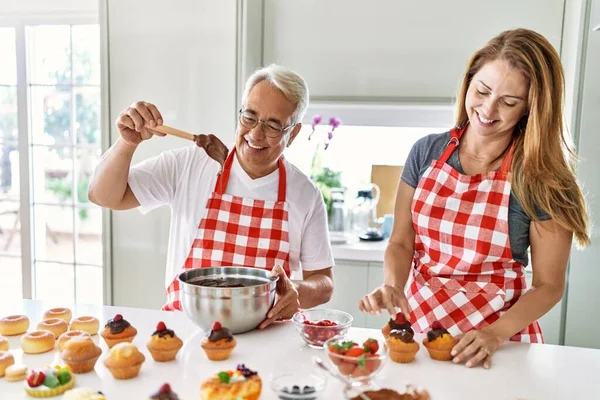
[100,314,137,348]
[382,312,413,339]
[201,321,236,361]
[146,321,183,362]
[422,321,457,361]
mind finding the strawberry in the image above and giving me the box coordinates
[394,312,407,324]
[27,370,45,388]
[362,338,379,354]
[345,346,365,359]
[114,314,123,321]
[159,383,171,394]
[156,321,167,332]
[431,321,443,330]
[212,321,222,331]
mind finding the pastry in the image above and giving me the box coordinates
[382,312,413,339]
[24,366,75,398]
[63,387,106,400]
[37,318,68,338]
[61,336,102,373]
[5,363,28,381]
[0,334,8,350]
[0,350,15,377]
[146,321,183,362]
[21,330,55,354]
[104,342,145,379]
[387,328,420,363]
[101,314,137,348]
[150,383,180,400]
[0,315,29,336]
[422,321,457,361]
[200,364,262,400]
[57,330,90,351]
[201,321,236,361]
[69,316,100,336]
[43,308,72,323]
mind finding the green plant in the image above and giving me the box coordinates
[312,167,343,216]
[46,177,91,220]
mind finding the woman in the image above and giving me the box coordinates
[359,28,589,368]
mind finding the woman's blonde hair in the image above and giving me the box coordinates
[455,28,590,247]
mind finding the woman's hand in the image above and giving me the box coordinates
[451,327,503,369]
[358,284,410,319]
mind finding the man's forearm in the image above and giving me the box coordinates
[88,138,138,208]
[294,274,334,309]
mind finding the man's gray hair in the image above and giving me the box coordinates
[241,64,309,125]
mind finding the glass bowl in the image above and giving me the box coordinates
[292,309,353,349]
[270,370,327,400]
[323,334,388,383]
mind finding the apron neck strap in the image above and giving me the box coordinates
[439,124,514,174]
[438,124,468,163]
[214,149,287,202]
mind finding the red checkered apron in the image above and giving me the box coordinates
[163,149,290,311]
[407,125,543,343]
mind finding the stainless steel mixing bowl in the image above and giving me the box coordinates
[178,266,278,334]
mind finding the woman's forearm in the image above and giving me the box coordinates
[486,282,564,342]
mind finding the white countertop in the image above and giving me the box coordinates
[1,300,598,399]
[331,238,388,262]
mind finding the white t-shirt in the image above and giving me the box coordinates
[128,145,335,288]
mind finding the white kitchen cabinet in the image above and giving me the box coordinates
[322,260,369,327]
[263,0,564,101]
[365,262,391,330]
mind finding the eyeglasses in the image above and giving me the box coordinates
[238,109,297,138]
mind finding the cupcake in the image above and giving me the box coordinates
[382,312,413,339]
[422,321,457,361]
[150,383,180,400]
[387,328,420,363]
[24,366,75,398]
[146,321,183,362]
[104,342,145,379]
[61,336,102,373]
[63,387,106,400]
[200,364,262,400]
[101,314,137,348]
[201,321,236,361]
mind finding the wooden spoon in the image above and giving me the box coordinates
[148,124,195,141]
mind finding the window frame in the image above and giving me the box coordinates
[0,15,111,305]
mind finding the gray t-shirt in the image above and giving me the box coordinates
[401,131,550,267]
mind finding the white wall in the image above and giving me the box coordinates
[0,0,97,20]
[105,0,239,308]
[564,0,600,348]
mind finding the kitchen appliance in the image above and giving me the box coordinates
[178,266,278,334]
[350,184,382,240]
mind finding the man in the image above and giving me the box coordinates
[89,64,334,328]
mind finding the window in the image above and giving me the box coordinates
[0,23,104,305]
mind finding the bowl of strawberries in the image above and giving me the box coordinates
[324,334,388,382]
[292,309,353,349]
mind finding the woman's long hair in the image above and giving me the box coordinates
[455,28,590,247]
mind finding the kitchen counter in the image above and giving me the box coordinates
[331,238,388,262]
[1,300,598,399]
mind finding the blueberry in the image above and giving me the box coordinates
[303,385,316,394]
[291,385,301,394]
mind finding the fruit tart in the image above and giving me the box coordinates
[201,321,236,361]
[147,321,183,362]
[422,321,457,361]
[200,364,262,400]
[24,365,75,398]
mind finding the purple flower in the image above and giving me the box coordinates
[311,114,322,128]
[324,142,330,150]
[329,117,341,129]
[327,131,333,141]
